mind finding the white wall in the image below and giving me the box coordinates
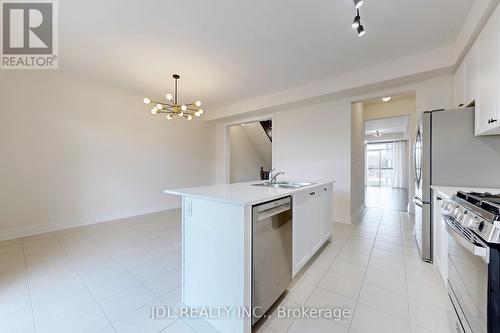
[214,75,454,223]
[242,123,272,168]
[350,103,365,218]
[273,100,352,223]
[229,124,271,183]
[0,71,216,240]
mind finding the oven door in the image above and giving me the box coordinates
[444,213,489,333]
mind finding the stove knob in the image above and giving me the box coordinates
[468,217,482,229]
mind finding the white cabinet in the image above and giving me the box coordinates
[432,192,447,287]
[464,43,478,106]
[454,61,465,108]
[454,39,477,109]
[476,6,500,135]
[292,190,311,275]
[472,4,500,135]
[456,3,500,135]
[321,184,333,241]
[292,184,332,276]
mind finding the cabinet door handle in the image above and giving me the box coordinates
[437,197,443,201]
[309,192,316,196]
[459,104,464,108]
[323,188,327,191]
[488,118,498,124]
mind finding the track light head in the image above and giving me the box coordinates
[352,10,361,29]
[353,0,363,9]
[357,25,366,37]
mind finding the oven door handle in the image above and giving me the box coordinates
[443,214,490,263]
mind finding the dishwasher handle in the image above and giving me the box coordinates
[256,203,291,221]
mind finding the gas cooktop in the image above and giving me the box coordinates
[456,191,500,216]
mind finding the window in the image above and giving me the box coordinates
[366,142,394,187]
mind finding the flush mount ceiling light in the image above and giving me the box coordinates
[373,130,382,137]
[143,74,204,120]
[353,0,363,9]
[382,97,392,102]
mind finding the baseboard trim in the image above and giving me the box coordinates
[350,203,366,223]
[333,214,351,224]
[0,204,179,241]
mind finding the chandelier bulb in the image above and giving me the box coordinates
[166,93,173,101]
[179,111,184,116]
[187,115,193,120]
[156,104,163,110]
[150,108,158,115]
[195,111,201,117]
[198,109,204,114]
[181,105,187,111]
[195,100,202,107]
[167,114,173,120]
[143,98,151,104]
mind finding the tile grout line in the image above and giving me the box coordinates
[52,232,120,333]
[20,241,38,333]
[346,208,384,333]
[83,223,182,332]
[280,238,342,332]
[278,212,364,333]
[399,211,414,332]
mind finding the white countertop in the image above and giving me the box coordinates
[165,180,335,206]
[431,185,500,199]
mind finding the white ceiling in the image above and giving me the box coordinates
[365,116,409,134]
[60,0,473,110]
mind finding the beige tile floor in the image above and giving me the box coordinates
[0,207,451,333]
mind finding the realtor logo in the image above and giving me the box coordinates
[1,0,58,69]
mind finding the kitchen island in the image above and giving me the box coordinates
[165,180,335,333]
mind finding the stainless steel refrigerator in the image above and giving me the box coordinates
[413,107,500,262]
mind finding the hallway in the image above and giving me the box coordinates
[365,187,409,211]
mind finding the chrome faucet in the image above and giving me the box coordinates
[269,169,284,183]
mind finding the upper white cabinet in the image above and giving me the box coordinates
[477,6,500,135]
[464,43,478,106]
[457,4,500,135]
[454,60,466,108]
[454,35,477,109]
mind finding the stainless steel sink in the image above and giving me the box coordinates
[252,181,317,189]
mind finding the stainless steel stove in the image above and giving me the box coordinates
[443,191,500,244]
[442,191,500,333]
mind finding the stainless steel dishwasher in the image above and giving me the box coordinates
[252,196,292,325]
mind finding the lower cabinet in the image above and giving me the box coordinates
[432,192,448,286]
[292,184,333,276]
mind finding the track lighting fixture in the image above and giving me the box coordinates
[351,4,366,37]
[352,10,361,29]
[357,25,365,37]
[353,0,363,9]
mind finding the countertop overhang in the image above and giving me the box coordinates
[165,180,335,206]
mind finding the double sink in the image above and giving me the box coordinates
[252,181,316,189]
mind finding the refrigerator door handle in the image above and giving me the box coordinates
[414,196,431,207]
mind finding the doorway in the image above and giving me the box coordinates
[227,120,273,183]
[364,116,410,211]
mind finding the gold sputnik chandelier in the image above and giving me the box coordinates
[143,74,204,120]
